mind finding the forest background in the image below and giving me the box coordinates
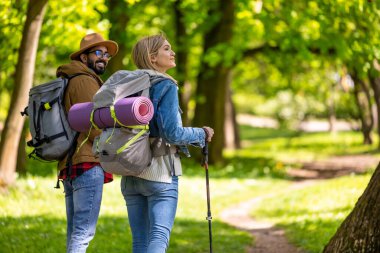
[1,0,380,252]
[1,0,380,177]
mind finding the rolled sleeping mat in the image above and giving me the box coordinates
[68,102,93,133]
[68,97,154,132]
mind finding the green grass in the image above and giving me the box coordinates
[0,170,289,252]
[232,127,379,253]
[234,126,380,164]
[249,173,372,253]
[2,126,379,252]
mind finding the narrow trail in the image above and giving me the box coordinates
[220,180,316,253]
[219,154,379,253]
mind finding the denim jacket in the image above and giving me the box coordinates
[149,78,206,157]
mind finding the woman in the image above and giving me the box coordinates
[120,34,214,253]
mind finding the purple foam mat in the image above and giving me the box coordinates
[68,97,154,132]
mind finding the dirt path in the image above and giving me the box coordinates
[220,155,379,253]
[220,180,316,253]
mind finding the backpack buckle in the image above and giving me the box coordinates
[26,139,34,147]
[20,106,28,116]
[43,102,52,110]
[44,135,51,143]
[27,149,37,159]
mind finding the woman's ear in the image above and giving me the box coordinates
[151,54,157,63]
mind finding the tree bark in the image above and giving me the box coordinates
[0,0,48,188]
[327,82,337,133]
[323,162,380,252]
[193,0,235,164]
[224,75,240,149]
[16,123,27,176]
[351,74,373,145]
[105,0,130,76]
[368,75,380,149]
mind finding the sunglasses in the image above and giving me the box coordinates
[88,50,112,59]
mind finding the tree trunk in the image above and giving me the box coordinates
[16,123,27,176]
[192,0,235,164]
[328,82,337,133]
[105,0,130,76]
[323,162,380,252]
[352,74,373,145]
[174,0,191,125]
[0,0,48,188]
[224,75,240,149]
[368,75,380,149]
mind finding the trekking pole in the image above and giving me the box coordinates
[202,142,213,253]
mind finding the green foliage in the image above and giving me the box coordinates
[2,0,380,126]
[36,0,108,83]
[229,0,380,127]
[262,90,313,128]
[0,0,27,121]
[232,55,358,126]
[0,1,26,88]
[204,43,238,67]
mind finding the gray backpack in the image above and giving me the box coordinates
[22,75,80,161]
[92,69,169,176]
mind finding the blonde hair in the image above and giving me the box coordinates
[132,34,167,71]
[132,34,177,83]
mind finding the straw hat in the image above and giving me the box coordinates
[70,33,118,60]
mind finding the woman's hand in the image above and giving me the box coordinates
[202,127,214,142]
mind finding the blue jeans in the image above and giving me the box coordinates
[63,165,104,253]
[121,176,179,253]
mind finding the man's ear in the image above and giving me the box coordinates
[80,53,87,63]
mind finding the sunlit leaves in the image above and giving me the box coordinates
[0,1,26,86]
[2,0,380,125]
[230,0,380,127]
[203,43,237,68]
[0,1,28,119]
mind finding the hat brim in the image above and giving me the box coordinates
[70,40,119,60]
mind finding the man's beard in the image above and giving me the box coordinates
[87,58,107,75]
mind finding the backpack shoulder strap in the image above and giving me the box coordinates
[140,77,170,97]
[61,73,91,103]
[58,73,88,186]
[65,73,89,86]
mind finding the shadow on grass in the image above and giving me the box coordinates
[358,149,380,155]
[182,156,288,179]
[23,126,297,179]
[240,125,300,142]
[25,150,287,180]
[25,126,380,179]
[0,215,252,253]
[254,205,354,253]
[26,158,57,177]
[0,215,66,253]
[170,219,253,253]
[277,218,343,253]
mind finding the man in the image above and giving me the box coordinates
[56,33,118,253]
